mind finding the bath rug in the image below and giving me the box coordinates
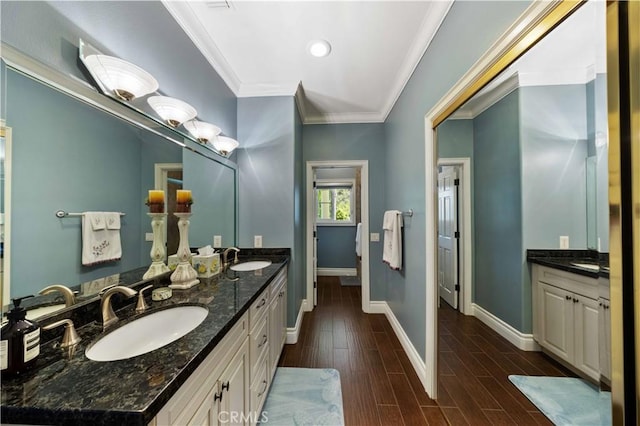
[260,367,344,425]
[509,375,611,425]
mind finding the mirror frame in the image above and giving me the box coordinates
[426,1,638,423]
[0,42,239,313]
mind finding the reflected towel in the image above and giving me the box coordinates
[355,222,362,257]
[82,212,122,266]
[382,210,403,270]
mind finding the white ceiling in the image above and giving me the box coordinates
[162,0,453,124]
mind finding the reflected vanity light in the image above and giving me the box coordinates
[147,96,197,127]
[213,136,239,156]
[183,120,221,144]
[83,54,158,101]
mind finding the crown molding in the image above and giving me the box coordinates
[302,111,385,125]
[450,72,519,119]
[381,0,453,121]
[162,0,241,96]
[237,82,298,98]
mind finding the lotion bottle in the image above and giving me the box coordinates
[1,296,41,375]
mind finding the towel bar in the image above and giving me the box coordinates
[55,210,126,218]
[402,209,413,217]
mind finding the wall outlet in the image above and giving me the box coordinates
[254,235,263,248]
[145,232,154,242]
[370,233,380,242]
[213,235,222,248]
[559,236,569,249]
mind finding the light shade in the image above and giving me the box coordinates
[148,96,197,127]
[308,40,331,58]
[183,120,222,143]
[84,54,158,101]
[213,136,239,156]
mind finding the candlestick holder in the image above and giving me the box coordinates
[169,212,199,289]
[143,213,170,280]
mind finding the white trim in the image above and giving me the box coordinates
[306,160,370,312]
[437,158,472,316]
[370,302,429,392]
[471,304,540,352]
[316,268,357,277]
[1,125,12,308]
[424,0,563,399]
[286,300,307,344]
[449,73,519,120]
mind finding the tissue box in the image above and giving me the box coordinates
[168,254,193,271]
[192,253,221,278]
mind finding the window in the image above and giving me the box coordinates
[315,180,355,225]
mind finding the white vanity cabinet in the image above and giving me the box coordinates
[268,268,287,376]
[598,277,611,384]
[532,265,600,381]
[152,313,249,426]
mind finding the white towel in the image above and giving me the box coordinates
[355,222,362,257]
[382,210,403,270]
[82,212,122,266]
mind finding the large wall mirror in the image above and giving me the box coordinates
[0,49,237,320]
[434,0,615,420]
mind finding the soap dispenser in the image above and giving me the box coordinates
[1,295,41,375]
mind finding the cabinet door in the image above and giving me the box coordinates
[279,285,287,350]
[219,340,250,426]
[187,386,220,426]
[574,295,600,381]
[539,282,573,362]
[269,294,280,376]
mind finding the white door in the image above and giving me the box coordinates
[312,170,318,306]
[437,167,458,309]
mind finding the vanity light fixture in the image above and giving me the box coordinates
[83,54,159,101]
[308,40,332,58]
[213,136,239,156]
[147,96,197,127]
[183,120,222,144]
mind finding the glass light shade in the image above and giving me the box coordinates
[147,96,197,127]
[183,120,222,143]
[213,136,239,156]
[84,54,159,101]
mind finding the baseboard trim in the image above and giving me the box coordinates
[286,300,306,344]
[316,268,357,276]
[370,301,429,392]
[471,303,540,351]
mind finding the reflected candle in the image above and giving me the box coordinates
[176,190,192,204]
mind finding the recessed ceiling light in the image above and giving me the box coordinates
[308,40,331,58]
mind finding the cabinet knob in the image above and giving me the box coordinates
[566,295,571,300]
[222,381,230,392]
[258,334,268,348]
[256,298,266,309]
[573,298,579,303]
[214,391,223,402]
[257,379,268,398]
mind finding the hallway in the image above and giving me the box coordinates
[278,276,573,425]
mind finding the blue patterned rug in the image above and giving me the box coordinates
[509,375,611,425]
[260,367,344,425]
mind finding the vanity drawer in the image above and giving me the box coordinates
[250,316,269,381]
[269,267,287,299]
[537,265,598,299]
[249,289,270,331]
[250,356,270,419]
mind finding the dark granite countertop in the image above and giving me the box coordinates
[527,249,609,279]
[1,250,289,426]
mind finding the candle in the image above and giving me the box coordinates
[148,190,165,204]
[177,190,192,204]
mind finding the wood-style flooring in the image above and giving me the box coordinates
[278,276,574,425]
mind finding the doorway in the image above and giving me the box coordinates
[305,160,371,313]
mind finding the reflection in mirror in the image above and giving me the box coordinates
[1,58,237,321]
[435,0,612,415]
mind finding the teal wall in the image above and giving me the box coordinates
[237,96,303,326]
[302,123,387,300]
[384,0,531,358]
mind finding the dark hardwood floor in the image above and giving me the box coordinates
[278,276,573,425]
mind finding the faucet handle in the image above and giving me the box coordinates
[136,285,153,314]
[43,319,81,348]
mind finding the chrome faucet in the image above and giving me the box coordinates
[222,247,240,271]
[39,284,77,307]
[100,286,137,330]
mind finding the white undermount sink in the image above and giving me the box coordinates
[230,260,272,272]
[570,262,600,271]
[86,305,208,362]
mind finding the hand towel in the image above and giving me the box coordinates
[382,210,403,270]
[355,222,362,257]
[82,212,122,266]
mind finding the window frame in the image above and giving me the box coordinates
[315,179,356,226]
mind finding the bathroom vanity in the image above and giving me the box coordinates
[529,250,610,383]
[0,253,289,426]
